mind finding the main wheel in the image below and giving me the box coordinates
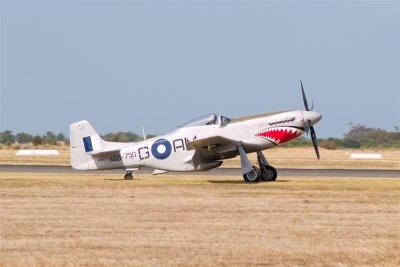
[260,166,277,181]
[243,166,261,183]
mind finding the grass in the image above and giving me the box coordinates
[1,172,399,266]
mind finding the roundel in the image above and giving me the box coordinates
[151,139,172,160]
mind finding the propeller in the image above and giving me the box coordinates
[301,80,320,160]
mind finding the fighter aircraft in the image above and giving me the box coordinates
[70,82,322,182]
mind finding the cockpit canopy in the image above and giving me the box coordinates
[180,113,231,128]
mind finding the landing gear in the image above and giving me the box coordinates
[257,151,278,181]
[124,171,133,180]
[243,166,261,182]
[237,145,261,183]
[237,146,262,183]
[260,165,277,181]
[123,168,139,180]
[236,146,278,183]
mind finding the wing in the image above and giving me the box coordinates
[186,136,239,160]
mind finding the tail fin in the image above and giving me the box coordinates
[70,120,106,170]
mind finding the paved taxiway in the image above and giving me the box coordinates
[0,165,399,178]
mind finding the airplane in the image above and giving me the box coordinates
[70,82,322,182]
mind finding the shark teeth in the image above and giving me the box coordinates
[256,127,303,144]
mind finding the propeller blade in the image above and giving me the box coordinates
[304,119,310,135]
[301,81,320,159]
[310,126,320,160]
[300,80,310,111]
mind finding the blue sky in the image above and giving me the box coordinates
[1,1,399,138]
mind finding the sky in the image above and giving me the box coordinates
[1,1,399,138]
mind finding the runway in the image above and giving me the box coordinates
[0,165,399,178]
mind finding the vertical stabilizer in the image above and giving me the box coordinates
[70,120,104,170]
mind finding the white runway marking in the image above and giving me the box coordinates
[15,150,59,156]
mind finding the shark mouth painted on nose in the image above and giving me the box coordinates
[256,127,304,144]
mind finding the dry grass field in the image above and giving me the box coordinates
[1,147,399,170]
[1,172,399,266]
[0,146,70,166]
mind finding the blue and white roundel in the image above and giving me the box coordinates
[151,139,172,160]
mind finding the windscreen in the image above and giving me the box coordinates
[180,114,218,128]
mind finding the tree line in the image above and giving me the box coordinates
[0,131,67,146]
[283,125,400,149]
[0,125,399,149]
[0,130,155,146]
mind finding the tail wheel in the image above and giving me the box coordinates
[243,166,261,183]
[261,166,277,181]
[124,172,133,180]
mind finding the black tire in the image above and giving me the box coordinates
[243,166,261,183]
[261,166,277,181]
[124,173,133,180]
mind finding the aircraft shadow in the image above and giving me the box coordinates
[103,178,140,181]
[207,180,291,184]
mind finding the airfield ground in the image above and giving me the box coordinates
[1,173,399,266]
[1,147,399,169]
[1,147,399,266]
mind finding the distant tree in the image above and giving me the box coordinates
[282,137,310,147]
[382,140,400,148]
[319,138,343,150]
[124,131,141,142]
[16,132,33,143]
[43,131,57,145]
[344,124,400,148]
[0,130,16,144]
[32,135,43,146]
[56,133,66,142]
[343,138,361,148]
[45,131,56,141]
[103,131,143,142]
[103,132,128,142]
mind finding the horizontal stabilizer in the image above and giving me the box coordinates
[153,169,168,175]
[91,147,125,157]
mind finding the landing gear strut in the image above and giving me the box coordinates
[238,145,261,183]
[257,151,277,181]
[237,145,278,183]
[124,171,133,180]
